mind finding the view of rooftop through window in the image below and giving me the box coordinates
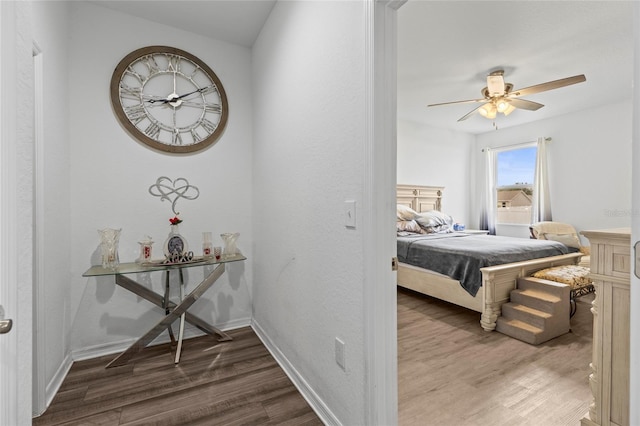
[496,146,536,224]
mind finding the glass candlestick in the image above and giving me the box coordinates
[137,236,154,263]
[202,232,212,257]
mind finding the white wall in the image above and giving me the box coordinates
[397,119,473,225]
[31,1,71,411]
[252,1,367,424]
[67,2,253,354]
[473,101,632,240]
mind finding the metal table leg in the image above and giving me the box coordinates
[164,271,176,346]
[174,268,186,364]
[107,263,228,368]
[115,275,232,342]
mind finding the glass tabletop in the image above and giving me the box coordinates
[82,254,246,277]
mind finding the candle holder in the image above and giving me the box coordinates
[98,228,121,269]
[220,232,240,259]
[202,232,213,257]
[137,236,154,263]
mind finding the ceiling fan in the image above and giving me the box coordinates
[428,70,586,122]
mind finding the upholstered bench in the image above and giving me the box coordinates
[531,265,594,317]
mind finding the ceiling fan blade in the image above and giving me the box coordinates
[509,98,544,111]
[509,74,586,98]
[457,103,486,121]
[428,98,487,108]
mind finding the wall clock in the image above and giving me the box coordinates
[110,46,228,154]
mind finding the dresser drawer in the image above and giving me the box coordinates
[605,244,630,278]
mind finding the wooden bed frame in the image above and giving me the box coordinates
[396,184,582,331]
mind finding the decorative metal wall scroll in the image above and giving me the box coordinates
[148,177,200,215]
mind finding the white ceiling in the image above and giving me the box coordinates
[91,0,277,48]
[398,1,634,135]
[93,1,634,136]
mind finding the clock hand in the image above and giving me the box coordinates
[144,85,214,105]
[174,85,213,100]
[146,97,170,104]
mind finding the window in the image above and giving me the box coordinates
[495,145,536,225]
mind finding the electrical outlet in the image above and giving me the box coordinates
[335,337,346,370]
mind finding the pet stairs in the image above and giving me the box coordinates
[496,276,570,345]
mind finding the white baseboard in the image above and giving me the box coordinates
[70,317,251,361]
[44,353,73,411]
[251,318,340,426]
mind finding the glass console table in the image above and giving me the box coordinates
[83,254,246,368]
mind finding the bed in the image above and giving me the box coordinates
[396,184,582,331]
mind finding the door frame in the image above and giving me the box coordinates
[365,1,405,424]
[630,3,640,424]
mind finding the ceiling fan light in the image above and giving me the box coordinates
[496,99,509,113]
[479,103,496,119]
[503,104,516,116]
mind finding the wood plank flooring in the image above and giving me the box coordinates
[33,327,322,426]
[398,287,594,426]
[34,289,593,425]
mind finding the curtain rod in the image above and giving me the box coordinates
[481,137,551,152]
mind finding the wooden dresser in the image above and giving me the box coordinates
[580,228,631,426]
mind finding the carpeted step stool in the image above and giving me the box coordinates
[496,276,571,345]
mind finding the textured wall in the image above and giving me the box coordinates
[252,1,367,424]
[67,2,253,352]
[397,119,474,225]
[473,100,632,238]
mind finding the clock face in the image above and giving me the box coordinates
[110,46,228,154]
[167,236,185,255]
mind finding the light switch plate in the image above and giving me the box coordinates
[344,200,356,228]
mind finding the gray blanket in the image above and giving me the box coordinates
[397,233,569,297]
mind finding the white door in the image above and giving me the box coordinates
[0,1,34,424]
[630,4,640,424]
[0,2,19,424]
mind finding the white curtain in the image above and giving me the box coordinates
[532,137,552,223]
[479,148,496,235]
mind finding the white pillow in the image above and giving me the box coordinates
[396,220,424,234]
[397,204,418,221]
[415,210,454,230]
[543,232,581,248]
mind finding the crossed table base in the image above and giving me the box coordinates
[82,254,246,368]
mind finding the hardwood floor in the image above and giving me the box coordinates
[398,287,594,426]
[33,327,322,426]
[34,290,593,426]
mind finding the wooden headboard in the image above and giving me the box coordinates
[397,184,443,213]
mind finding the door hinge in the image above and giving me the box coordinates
[391,256,398,271]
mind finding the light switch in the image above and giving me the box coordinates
[345,200,356,228]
